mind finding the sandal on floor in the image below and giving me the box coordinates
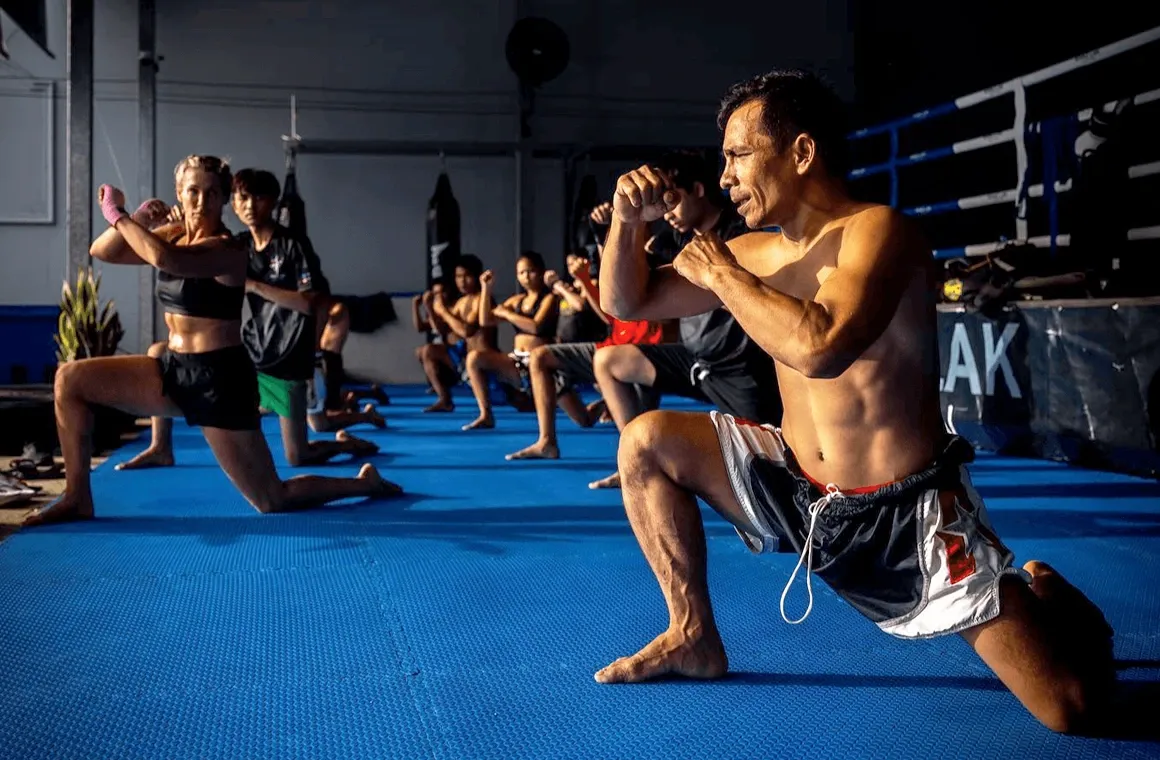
[2,458,63,481]
[0,474,41,509]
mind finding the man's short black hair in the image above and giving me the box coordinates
[455,254,483,278]
[232,168,281,200]
[654,150,726,207]
[717,69,850,179]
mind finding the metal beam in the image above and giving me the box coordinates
[137,0,157,350]
[283,138,524,158]
[66,0,94,283]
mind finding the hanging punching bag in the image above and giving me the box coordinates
[571,174,599,260]
[426,172,461,289]
[276,165,308,238]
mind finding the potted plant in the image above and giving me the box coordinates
[52,267,134,451]
[54,267,125,363]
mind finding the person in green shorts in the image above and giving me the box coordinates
[117,169,382,470]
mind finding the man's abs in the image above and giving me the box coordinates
[776,318,945,489]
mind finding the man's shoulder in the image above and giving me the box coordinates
[840,203,929,261]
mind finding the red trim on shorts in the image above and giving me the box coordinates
[728,414,899,495]
[799,466,897,495]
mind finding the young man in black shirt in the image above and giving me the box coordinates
[587,151,782,489]
[235,169,383,465]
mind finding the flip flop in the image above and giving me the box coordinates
[0,474,41,509]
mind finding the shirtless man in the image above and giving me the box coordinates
[412,278,462,412]
[593,69,1113,735]
[424,255,498,408]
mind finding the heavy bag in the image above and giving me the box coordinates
[1070,99,1133,263]
[571,174,599,260]
[426,173,461,288]
[276,167,308,238]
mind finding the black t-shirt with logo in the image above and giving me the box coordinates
[676,207,757,367]
[242,226,326,381]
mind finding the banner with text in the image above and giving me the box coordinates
[938,302,1160,478]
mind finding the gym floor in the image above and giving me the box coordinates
[0,385,1158,759]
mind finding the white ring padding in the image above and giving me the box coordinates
[1012,84,1029,242]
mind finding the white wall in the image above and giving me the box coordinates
[0,0,852,380]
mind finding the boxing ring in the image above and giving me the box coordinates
[845,26,1160,479]
[846,25,1160,258]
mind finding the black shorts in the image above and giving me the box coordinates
[434,341,468,389]
[508,350,571,396]
[637,344,781,424]
[158,345,260,431]
[710,414,1029,639]
[544,342,598,387]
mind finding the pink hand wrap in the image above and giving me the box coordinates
[99,184,128,226]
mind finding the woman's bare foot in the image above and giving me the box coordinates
[358,463,403,498]
[335,430,379,457]
[595,627,728,684]
[21,492,95,527]
[462,415,494,431]
[115,447,175,471]
[588,471,621,489]
[586,399,610,424]
[505,440,559,460]
[423,400,455,413]
[362,403,387,429]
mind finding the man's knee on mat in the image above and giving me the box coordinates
[964,575,1104,735]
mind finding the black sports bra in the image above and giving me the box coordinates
[155,230,244,320]
[511,290,556,337]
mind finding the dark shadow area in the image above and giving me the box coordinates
[989,509,1160,539]
[721,671,1160,742]
[974,481,1160,500]
[722,671,1007,691]
[29,499,1160,550]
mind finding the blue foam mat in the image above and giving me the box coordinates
[1,384,1158,758]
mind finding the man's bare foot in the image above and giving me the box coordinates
[505,440,559,460]
[21,493,95,527]
[115,447,175,471]
[588,471,620,489]
[595,628,728,684]
[1023,559,1115,690]
[423,400,455,413]
[336,430,379,457]
[358,463,403,498]
[362,403,387,429]
[462,416,494,431]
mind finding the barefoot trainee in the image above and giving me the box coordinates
[421,255,495,413]
[505,244,666,462]
[594,71,1113,735]
[26,155,401,526]
[118,168,380,471]
[461,252,558,431]
[412,279,462,412]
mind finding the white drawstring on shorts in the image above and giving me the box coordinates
[689,361,710,387]
[780,483,844,624]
